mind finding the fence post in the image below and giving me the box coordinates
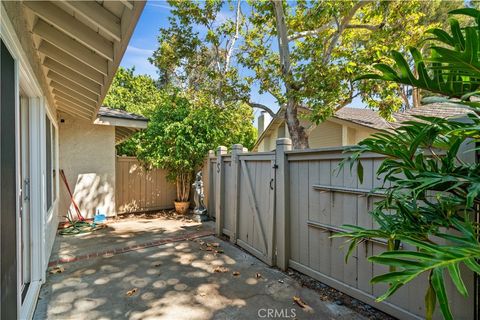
[207,150,215,218]
[275,138,292,270]
[230,144,244,243]
[215,146,227,236]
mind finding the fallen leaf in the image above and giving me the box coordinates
[126,288,138,296]
[49,266,64,274]
[154,263,162,267]
[232,271,240,276]
[206,242,220,248]
[293,296,307,308]
[213,266,229,273]
[214,249,224,254]
[293,296,313,313]
[255,273,262,279]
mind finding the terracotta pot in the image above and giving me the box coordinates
[174,201,190,215]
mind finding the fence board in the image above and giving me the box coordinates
[116,157,176,213]
[207,141,475,320]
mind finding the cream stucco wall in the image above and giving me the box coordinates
[58,112,116,220]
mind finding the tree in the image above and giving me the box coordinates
[338,8,480,320]
[151,1,464,149]
[240,0,465,148]
[103,67,162,117]
[135,89,256,202]
[104,68,257,202]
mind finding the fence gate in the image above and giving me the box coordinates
[236,153,275,265]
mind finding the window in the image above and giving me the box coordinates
[45,115,57,210]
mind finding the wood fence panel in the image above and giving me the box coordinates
[206,140,476,320]
[116,157,176,213]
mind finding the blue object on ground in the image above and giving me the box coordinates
[94,210,107,224]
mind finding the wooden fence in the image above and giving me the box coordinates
[207,138,475,320]
[116,156,176,213]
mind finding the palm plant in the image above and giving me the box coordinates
[337,8,480,320]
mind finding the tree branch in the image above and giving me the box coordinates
[323,1,371,64]
[248,102,276,118]
[287,25,331,41]
[225,0,242,73]
[345,22,385,31]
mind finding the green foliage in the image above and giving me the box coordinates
[103,67,162,117]
[358,9,480,109]
[104,68,256,202]
[239,0,465,123]
[337,8,480,320]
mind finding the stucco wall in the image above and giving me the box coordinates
[58,112,116,220]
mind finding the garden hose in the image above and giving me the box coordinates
[59,221,94,235]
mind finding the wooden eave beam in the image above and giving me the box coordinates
[52,88,96,110]
[56,100,94,117]
[24,1,114,60]
[38,42,104,85]
[62,1,122,42]
[57,104,93,121]
[119,0,134,10]
[33,20,108,75]
[47,70,100,99]
[43,57,101,94]
[50,80,98,103]
[52,84,98,107]
[54,93,96,113]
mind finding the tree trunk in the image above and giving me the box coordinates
[272,0,309,149]
[176,173,191,202]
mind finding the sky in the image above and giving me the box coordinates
[120,1,280,119]
[120,1,365,121]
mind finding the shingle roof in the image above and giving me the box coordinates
[334,103,472,130]
[334,108,391,130]
[98,106,148,121]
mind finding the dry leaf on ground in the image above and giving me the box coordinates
[206,242,220,247]
[293,296,308,308]
[49,266,64,274]
[213,266,229,273]
[232,271,240,276]
[293,296,313,313]
[255,273,262,278]
[126,288,138,296]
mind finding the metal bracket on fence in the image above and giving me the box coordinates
[269,178,274,190]
[216,162,220,173]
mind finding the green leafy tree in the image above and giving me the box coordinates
[104,68,257,203]
[103,67,162,117]
[241,0,465,148]
[338,8,480,320]
[135,89,256,202]
[151,0,464,149]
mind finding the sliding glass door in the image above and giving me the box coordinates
[19,95,31,301]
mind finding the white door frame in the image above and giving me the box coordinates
[1,4,50,319]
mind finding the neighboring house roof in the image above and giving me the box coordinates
[334,108,391,130]
[255,103,472,149]
[94,107,148,144]
[98,107,148,121]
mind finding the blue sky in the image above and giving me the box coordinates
[120,1,280,118]
[120,1,364,119]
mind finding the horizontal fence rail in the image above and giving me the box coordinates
[206,138,475,320]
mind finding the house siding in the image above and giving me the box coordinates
[58,112,116,220]
[309,121,343,148]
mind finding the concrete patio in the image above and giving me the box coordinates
[34,216,366,320]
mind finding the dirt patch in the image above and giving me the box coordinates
[286,269,396,320]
